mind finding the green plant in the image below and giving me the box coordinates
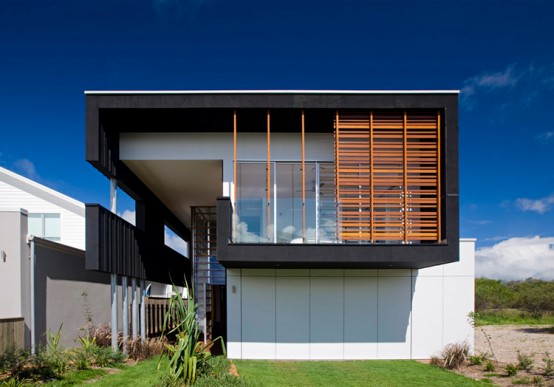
[517,351,534,371]
[159,282,225,384]
[45,324,64,354]
[506,363,518,376]
[485,360,496,372]
[0,378,31,387]
[542,351,554,376]
[72,350,90,370]
[78,335,97,351]
[469,352,489,366]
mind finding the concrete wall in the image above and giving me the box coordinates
[226,239,475,360]
[33,240,113,348]
[0,179,85,249]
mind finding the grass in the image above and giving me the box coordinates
[476,309,554,325]
[43,368,107,386]
[90,357,166,386]
[234,360,490,386]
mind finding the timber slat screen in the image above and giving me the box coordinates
[335,110,441,243]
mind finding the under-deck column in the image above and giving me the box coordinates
[122,276,128,353]
[140,279,146,341]
[132,278,138,338]
[109,178,118,351]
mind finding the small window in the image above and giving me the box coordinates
[28,213,61,241]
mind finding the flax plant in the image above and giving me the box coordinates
[159,282,224,384]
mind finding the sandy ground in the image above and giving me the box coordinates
[453,325,554,386]
[475,325,554,365]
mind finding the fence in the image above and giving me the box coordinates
[146,297,185,337]
[0,317,24,353]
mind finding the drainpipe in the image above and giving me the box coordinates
[109,178,118,351]
[29,235,36,355]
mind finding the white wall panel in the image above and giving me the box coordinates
[344,277,378,359]
[276,277,310,359]
[241,276,276,359]
[226,270,242,359]
[310,277,344,359]
[227,240,475,360]
[377,276,412,359]
[411,276,444,358]
[443,277,474,351]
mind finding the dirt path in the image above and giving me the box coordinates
[475,325,554,365]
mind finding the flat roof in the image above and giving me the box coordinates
[85,89,460,95]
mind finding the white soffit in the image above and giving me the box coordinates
[123,160,222,227]
[85,89,460,95]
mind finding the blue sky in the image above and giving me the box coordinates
[1,0,553,279]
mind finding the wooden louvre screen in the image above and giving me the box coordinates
[335,110,441,243]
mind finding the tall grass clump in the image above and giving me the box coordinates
[430,342,469,370]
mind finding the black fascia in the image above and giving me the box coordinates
[85,91,459,270]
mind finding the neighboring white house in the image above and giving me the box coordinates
[0,166,85,250]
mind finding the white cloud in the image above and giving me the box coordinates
[460,63,554,111]
[514,194,554,214]
[119,209,136,225]
[13,158,40,180]
[537,131,554,142]
[165,231,188,257]
[461,65,519,99]
[476,236,554,280]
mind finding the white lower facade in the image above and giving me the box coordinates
[226,239,475,360]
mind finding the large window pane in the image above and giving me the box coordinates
[28,214,42,237]
[44,214,61,241]
[235,163,273,243]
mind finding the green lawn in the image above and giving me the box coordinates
[234,360,490,387]
[476,309,554,325]
[89,357,166,386]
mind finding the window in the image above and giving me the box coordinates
[235,162,335,244]
[28,213,61,241]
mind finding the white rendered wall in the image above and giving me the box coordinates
[226,239,475,360]
[0,210,27,319]
[120,132,333,198]
[0,179,85,250]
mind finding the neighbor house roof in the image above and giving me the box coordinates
[0,166,84,216]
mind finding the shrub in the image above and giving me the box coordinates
[126,336,165,361]
[469,352,489,366]
[505,363,518,376]
[430,342,469,370]
[543,352,554,377]
[517,351,534,371]
[485,360,496,372]
[90,323,112,348]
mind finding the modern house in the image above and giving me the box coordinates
[85,90,474,360]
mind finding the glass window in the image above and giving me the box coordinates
[28,213,61,241]
[28,214,43,237]
[235,163,273,243]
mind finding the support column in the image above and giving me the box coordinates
[109,178,118,351]
[132,278,138,339]
[122,276,128,353]
[140,279,146,341]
